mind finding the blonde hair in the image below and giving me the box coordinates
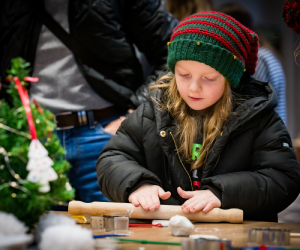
[150,73,232,170]
[166,0,213,21]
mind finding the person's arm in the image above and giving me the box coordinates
[200,111,300,217]
[267,63,287,125]
[96,102,162,202]
[254,49,287,124]
[123,0,178,107]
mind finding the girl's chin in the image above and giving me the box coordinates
[187,104,210,111]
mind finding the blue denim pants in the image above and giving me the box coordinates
[56,115,119,203]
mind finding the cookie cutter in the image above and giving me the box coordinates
[182,238,231,250]
[248,227,290,246]
[90,215,129,233]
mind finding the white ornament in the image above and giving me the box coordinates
[0,211,28,235]
[39,225,94,250]
[0,234,33,250]
[168,215,194,236]
[0,212,33,249]
[35,213,76,243]
[65,182,72,191]
[26,139,58,193]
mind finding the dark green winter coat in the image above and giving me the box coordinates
[96,74,300,222]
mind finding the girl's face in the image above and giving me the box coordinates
[175,61,226,111]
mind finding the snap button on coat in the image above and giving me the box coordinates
[159,130,167,137]
[160,131,167,137]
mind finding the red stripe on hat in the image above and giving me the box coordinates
[173,20,248,59]
[179,11,224,23]
[206,11,255,42]
[171,28,245,64]
[175,14,251,54]
[210,11,259,68]
[183,11,259,47]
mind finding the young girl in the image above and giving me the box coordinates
[96,12,300,222]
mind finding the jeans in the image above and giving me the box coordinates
[56,115,119,203]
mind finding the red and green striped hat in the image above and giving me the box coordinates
[282,0,300,35]
[167,11,259,88]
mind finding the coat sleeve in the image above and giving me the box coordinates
[123,0,178,107]
[202,111,300,217]
[96,103,162,202]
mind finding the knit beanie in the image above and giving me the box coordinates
[282,0,300,35]
[167,11,259,88]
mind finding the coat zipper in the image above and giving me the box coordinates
[169,131,193,191]
[211,155,220,172]
[211,131,223,172]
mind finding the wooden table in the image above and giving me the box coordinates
[54,212,300,249]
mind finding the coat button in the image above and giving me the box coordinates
[160,131,167,137]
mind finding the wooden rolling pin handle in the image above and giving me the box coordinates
[68,201,243,223]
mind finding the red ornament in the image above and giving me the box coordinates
[33,98,44,114]
[6,76,39,83]
[24,76,39,82]
[14,77,37,140]
[5,77,13,82]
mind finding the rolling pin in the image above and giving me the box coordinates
[68,201,243,223]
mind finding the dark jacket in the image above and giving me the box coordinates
[0,0,177,110]
[97,75,300,222]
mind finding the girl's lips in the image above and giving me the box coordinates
[189,96,203,101]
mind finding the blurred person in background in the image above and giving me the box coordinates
[0,0,177,203]
[166,0,214,21]
[219,3,287,124]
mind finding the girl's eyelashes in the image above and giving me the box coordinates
[178,74,216,81]
[204,77,216,81]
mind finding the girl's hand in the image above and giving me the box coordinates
[177,187,221,213]
[128,184,171,211]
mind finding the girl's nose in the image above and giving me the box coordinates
[189,80,201,92]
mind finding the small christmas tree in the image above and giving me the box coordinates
[0,58,74,229]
